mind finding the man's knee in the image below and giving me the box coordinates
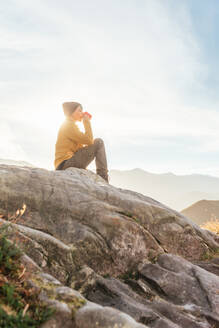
[94,138,104,146]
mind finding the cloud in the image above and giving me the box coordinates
[1,1,219,174]
[0,121,30,161]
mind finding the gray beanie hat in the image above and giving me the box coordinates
[62,102,82,117]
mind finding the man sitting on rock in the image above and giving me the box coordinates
[54,101,109,183]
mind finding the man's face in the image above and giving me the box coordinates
[71,106,83,121]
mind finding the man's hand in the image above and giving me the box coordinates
[83,112,92,120]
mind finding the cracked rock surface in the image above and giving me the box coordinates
[25,267,146,328]
[0,164,219,327]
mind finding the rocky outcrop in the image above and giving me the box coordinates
[0,164,219,327]
[18,254,146,328]
[75,254,219,328]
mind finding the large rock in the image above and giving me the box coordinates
[0,165,218,276]
[1,164,219,327]
[24,265,147,328]
[72,254,219,328]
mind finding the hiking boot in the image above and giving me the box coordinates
[97,170,109,183]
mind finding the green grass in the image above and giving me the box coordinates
[0,224,54,327]
[0,304,53,328]
[0,234,22,275]
[118,270,139,282]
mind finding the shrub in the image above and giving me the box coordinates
[0,221,54,327]
[201,219,219,234]
[0,234,22,276]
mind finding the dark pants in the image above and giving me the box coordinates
[56,138,109,182]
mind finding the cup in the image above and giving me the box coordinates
[83,111,92,119]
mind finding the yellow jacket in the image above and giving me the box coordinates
[54,117,93,169]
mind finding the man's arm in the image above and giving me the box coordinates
[67,117,93,145]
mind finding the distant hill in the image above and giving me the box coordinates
[181,200,219,225]
[110,168,219,211]
[0,158,33,167]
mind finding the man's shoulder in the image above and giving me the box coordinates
[61,119,77,129]
[58,119,79,137]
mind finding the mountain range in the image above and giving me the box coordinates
[110,168,219,211]
[0,158,33,167]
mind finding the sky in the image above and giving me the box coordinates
[1,0,219,176]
